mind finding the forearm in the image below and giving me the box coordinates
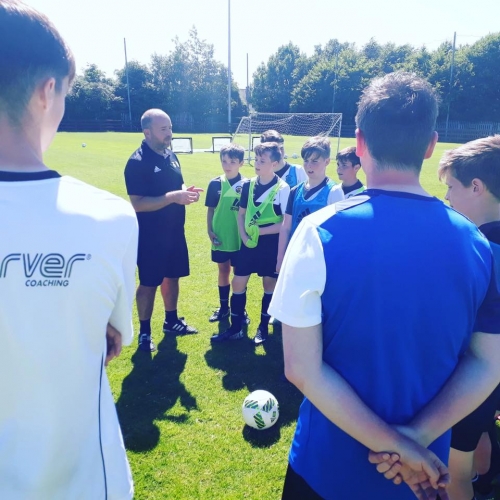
[237,209,247,240]
[259,222,282,236]
[277,223,291,267]
[411,340,500,446]
[207,208,215,235]
[131,192,178,212]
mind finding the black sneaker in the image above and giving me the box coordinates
[138,332,156,352]
[253,328,268,345]
[209,307,230,323]
[211,328,244,342]
[163,318,198,335]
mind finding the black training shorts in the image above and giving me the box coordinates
[282,464,324,500]
[451,383,500,452]
[137,230,189,286]
[234,233,279,279]
[211,249,240,267]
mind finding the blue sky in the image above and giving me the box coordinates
[29,0,500,88]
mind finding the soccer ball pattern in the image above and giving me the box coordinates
[242,390,279,430]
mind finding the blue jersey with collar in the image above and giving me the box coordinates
[287,190,500,499]
[291,180,336,235]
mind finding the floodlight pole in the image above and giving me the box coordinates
[227,0,232,135]
[445,32,456,141]
[124,38,132,131]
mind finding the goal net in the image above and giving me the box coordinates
[232,112,342,163]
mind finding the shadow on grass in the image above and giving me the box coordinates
[205,323,303,448]
[116,333,198,453]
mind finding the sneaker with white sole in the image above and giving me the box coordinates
[210,328,244,342]
[209,308,231,323]
[138,333,156,352]
[253,328,268,345]
[163,318,198,335]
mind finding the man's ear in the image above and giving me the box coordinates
[423,131,439,160]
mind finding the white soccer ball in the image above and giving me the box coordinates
[242,390,279,430]
[292,153,298,159]
[82,143,87,148]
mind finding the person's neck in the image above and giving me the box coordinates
[273,160,286,172]
[258,173,275,185]
[366,169,429,196]
[341,178,359,188]
[0,121,47,172]
[225,172,239,181]
[306,176,326,189]
[471,204,500,228]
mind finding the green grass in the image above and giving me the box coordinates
[44,132,458,499]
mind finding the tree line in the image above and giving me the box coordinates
[64,30,500,131]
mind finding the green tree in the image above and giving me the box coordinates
[65,64,121,120]
[251,43,307,112]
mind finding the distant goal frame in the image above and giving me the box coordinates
[232,112,342,164]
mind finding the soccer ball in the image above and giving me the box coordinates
[292,153,298,159]
[82,143,87,148]
[242,390,279,430]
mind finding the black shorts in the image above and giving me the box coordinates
[234,233,279,278]
[211,249,240,266]
[282,464,324,500]
[451,383,500,452]
[137,230,189,287]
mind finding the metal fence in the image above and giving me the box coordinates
[58,118,500,144]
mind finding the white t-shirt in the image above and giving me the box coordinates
[0,172,137,500]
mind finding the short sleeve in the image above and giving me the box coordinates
[473,253,500,334]
[124,159,148,196]
[285,187,298,215]
[328,184,345,205]
[268,218,326,327]
[205,178,221,208]
[240,181,250,209]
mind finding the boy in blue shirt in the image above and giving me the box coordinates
[277,136,344,273]
[269,72,500,500]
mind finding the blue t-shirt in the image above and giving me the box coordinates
[270,190,500,500]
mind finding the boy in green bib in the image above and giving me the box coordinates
[206,144,247,322]
[211,142,290,345]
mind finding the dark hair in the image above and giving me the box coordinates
[254,142,282,163]
[0,0,76,124]
[301,136,331,161]
[438,135,500,201]
[355,72,439,172]
[336,146,360,166]
[220,143,245,162]
[260,129,284,144]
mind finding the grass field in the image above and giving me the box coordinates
[44,132,457,499]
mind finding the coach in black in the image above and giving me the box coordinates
[124,109,203,352]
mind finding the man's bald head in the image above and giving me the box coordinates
[141,109,170,132]
[141,109,173,153]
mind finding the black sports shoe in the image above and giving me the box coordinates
[253,328,268,345]
[210,328,244,342]
[209,307,231,323]
[163,318,198,335]
[138,333,156,352]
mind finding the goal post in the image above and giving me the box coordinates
[232,112,342,163]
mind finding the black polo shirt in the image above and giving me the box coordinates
[124,140,185,240]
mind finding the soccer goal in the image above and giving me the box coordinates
[232,112,342,163]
